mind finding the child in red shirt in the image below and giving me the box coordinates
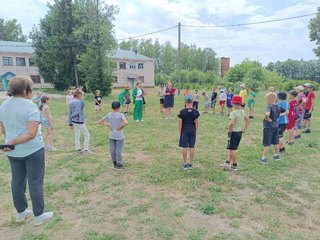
[303,84,316,133]
[287,90,298,144]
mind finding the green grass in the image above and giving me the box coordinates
[0,88,320,239]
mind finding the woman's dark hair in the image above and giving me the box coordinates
[7,76,33,97]
[39,96,49,111]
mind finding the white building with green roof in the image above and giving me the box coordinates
[0,41,155,90]
[112,49,155,88]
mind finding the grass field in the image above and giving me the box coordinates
[0,88,320,240]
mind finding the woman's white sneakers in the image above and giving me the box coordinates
[16,209,33,222]
[16,210,54,225]
[34,212,54,226]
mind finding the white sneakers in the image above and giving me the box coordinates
[34,212,54,226]
[15,209,54,226]
[16,209,33,222]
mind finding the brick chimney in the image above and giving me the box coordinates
[220,57,230,79]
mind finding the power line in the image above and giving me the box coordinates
[116,25,178,41]
[182,13,316,28]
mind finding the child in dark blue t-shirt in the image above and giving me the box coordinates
[178,94,200,170]
[258,92,281,164]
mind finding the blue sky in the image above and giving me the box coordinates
[0,0,318,65]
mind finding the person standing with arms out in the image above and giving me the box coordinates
[248,86,256,119]
[158,85,165,113]
[220,95,250,171]
[40,96,57,151]
[239,84,248,108]
[98,101,128,170]
[226,88,234,116]
[293,86,307,140]
[302,84,316,134]
[0,76,53,226]
[69,89,91,154]
[163,82,175,119]
[178,94,200,170]
[193,89,200,110]
[132,81,144,122]
[219,83,228,115]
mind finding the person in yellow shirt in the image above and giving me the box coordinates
[239,84,248,107]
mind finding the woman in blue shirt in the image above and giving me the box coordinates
[0,76,53,225]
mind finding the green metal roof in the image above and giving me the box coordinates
[0,41,34,54]
[112,49,153,61]
[0,41,153,61]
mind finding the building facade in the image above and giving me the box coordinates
[112,49,155,88]
[0,41,155,90]
[0,41,51,89]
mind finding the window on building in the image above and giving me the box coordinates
[30,75,41,84]
[129,63,136,69]
[16,57,26,66]
[138,63,144,69]
[119,62,126,69]
[29,58,35,66]
[138,76,145,83]
[3,57,13,66]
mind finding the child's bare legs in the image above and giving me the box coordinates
[189,148,195,163]
[279,138,285,149]
[48,128,55,147]
[43,128,49,148]
[182,148,188,163]
[262,146,270,157]
[227,108,232,116]
[220,105,224,114]
[274,144,280,155]
[229,150,237,164]
[288,129,294,143]
[212,105,215,114]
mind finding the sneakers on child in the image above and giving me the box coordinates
[188,163,193,169]
[230,164,238,171]
[220,161,231,168]
[182,164,189,170]
[48,146,57,151]
[34,212,54,226]
[76,149,82,154]
[303,129,311,133]
[16,209,33,222]
[279,148,285,155]
[257,158,267,164]
[294,134,301,140]
[82,150,92,155]
[273,155,280,161]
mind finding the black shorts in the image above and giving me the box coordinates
[179,131,196,148]
[192,101,199,110]
[160,99,164,105]
[278,124,287,138]
[303,109,312,120]
[227,132,242,150]
[263,127,279,147]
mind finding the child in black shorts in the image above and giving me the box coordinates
[220,95,249,171]
[178,94,200,170]
[258,92,281,164]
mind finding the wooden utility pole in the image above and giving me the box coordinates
[177,22,181,95]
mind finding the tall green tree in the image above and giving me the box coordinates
[309,7,320,58]
[30,0,117,94]
[0,18,27,41]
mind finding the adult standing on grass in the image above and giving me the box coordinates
[69,89,91,154]
[163,82,175,119]
[178,94,200,170]
[132,81,145,122]
[0,76,53,226]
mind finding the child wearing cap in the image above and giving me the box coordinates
[98,101,128,170]
[221,95,249,171]
[294,86,307,139]
[258,92,281,164]
[303,84,316,133]
[287,90,298,144]
[178,94,200,170]
[277,91,289,154]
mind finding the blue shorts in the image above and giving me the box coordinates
[263,127,279,146]
[179,131,196,148]
[42,120,52,129]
